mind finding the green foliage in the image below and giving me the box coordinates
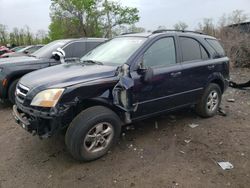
[0,24,49,46]
[49,0,140,40]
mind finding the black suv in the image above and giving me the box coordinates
[13,30,230,161]
[0,38,106,103]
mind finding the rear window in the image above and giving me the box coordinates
[206,39,225,58]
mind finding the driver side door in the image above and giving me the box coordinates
[131,37,183,119]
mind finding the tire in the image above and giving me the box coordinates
[8,79,19,104]
[65,106,122,162]
[195,83,222,118]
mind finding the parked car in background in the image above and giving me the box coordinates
[1,45,44,58]
[0,38,106,103]
[10,46,26,52]
[13,30,230,161]
[0,46,12,58]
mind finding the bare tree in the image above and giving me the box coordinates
[198,18,216,35]
[157,25,166,30]
[228,10,248,25]
[173,22,188,30]
[0,24,8,45]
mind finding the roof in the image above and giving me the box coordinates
[226,21,250,33]
[62,38,107,43]
[227,21,250,27]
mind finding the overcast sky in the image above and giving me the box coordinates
[0,0,249,33]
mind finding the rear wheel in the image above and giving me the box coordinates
[8,79,19,104]
[65,106,121,162]
[195,83,222,118]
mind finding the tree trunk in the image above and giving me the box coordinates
[105,0,112,38]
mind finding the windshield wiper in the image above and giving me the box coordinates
[81,60,103,65]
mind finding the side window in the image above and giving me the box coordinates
[86,42,102,52]
[206,39,225,58]
[63,42,86,58]
[200,45,209,60]
[180,37,209,62]
[143,37,176,68]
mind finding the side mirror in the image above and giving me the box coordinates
[143,67,154,83]
[137,58,154,83]
[52,48,66,63]
[23,50,29,54]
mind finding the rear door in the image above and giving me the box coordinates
[131,36,184,119]
[178,36,212,104]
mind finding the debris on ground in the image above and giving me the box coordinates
[217,162,234,170]
[179,150,185,154]
[229,80,250,89]
[126,125,135,131]
[227,98,235,103]
[184,139,192,144]
[188,123,199,128]
[218,107,227,117]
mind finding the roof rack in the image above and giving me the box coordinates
[121,32,140,35]
[152,29,204,35]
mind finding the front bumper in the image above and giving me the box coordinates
[13,104,67,138]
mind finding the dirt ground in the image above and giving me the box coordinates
[0,68,250,188]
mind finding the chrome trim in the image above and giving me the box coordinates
[16,88,26,96]
[18,84,30,92]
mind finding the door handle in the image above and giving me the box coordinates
[170,72,182,77]
[207,65,215,70]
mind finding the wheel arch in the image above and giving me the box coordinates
[73,98,125,124]
[206,73,225,93]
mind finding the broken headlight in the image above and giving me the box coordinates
[31,88,64,107]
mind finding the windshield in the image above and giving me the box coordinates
[18,46,32,53]
[81,37,146,65]
[32,40,69,58]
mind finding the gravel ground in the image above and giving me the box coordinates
[0,68,250,188]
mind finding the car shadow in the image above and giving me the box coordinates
[0,100,12,110]
[24,108,200,164]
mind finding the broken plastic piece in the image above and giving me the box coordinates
[188,123,199,128]
[227,99,235,103]
[217,162,234,170]
[218,107,227,117]
[184,139,191,144]
[118,76,134,90]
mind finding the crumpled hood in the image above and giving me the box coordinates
[0,56,39,66]
[19,63,118,90]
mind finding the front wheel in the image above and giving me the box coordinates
[195,83,222,118]
[65,106,121,162]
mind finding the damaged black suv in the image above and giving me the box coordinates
[13,30,230,161]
